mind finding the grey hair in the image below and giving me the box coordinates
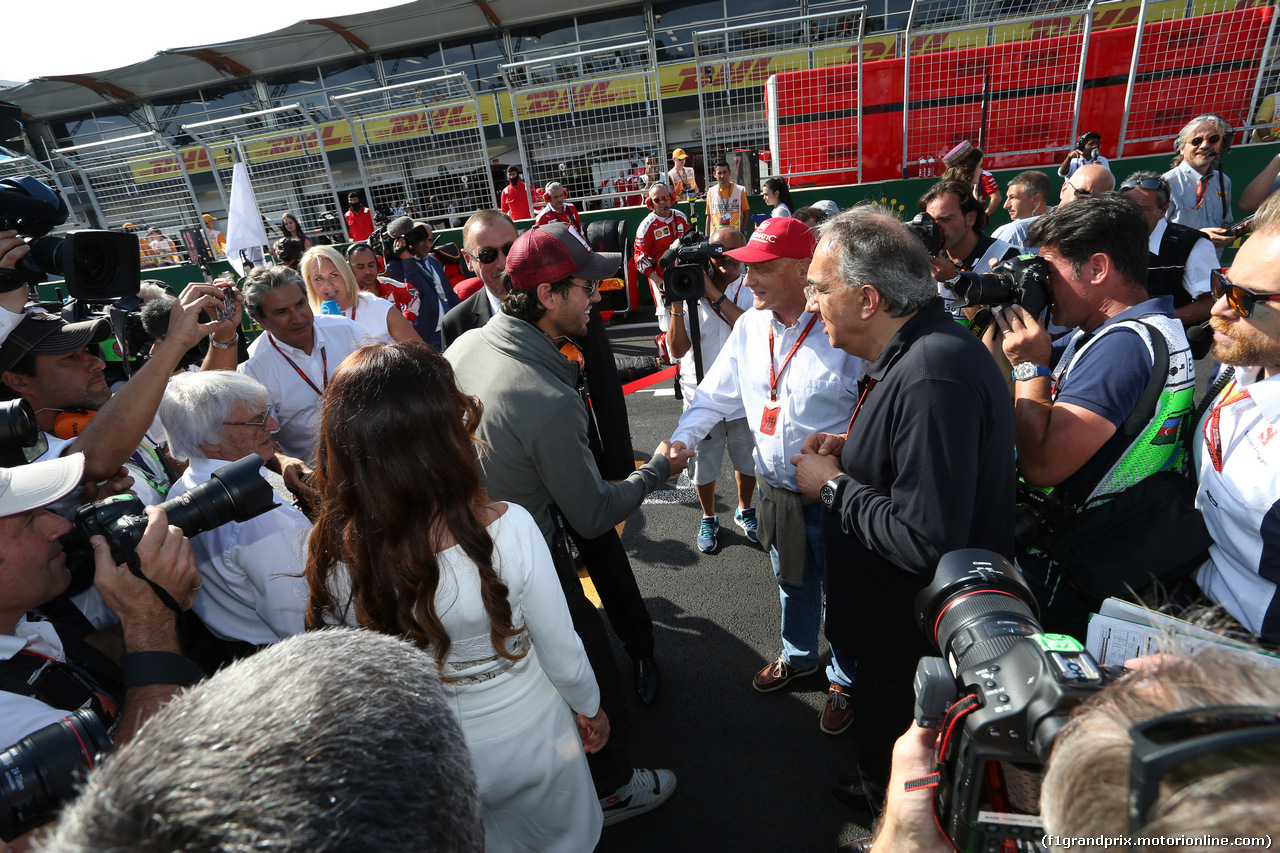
[544,181,564,195]
[160,371,269,462]
[1172,113,1231,168]
[41,629,484,853]
[242,264,306,322]
[1039,644,1280,852]
[816,204,936,317]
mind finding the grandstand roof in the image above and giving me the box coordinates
[2,0,634,120]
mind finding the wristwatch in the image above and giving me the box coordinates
[711,294,727,309]
[819,477,843,511]
[1011,363,1051,381]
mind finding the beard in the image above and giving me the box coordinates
[1210,316,1280,369]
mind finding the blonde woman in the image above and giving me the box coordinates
[299,245,421,344]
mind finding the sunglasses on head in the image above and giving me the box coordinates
[1210,269,1280,318]
[466,241,515,264]
[1190,134,1222,147]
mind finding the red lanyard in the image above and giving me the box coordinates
[709,282,742,327]
[269,335,328,397]
[768,314,819,403]
[1203,381,1251,473]
[844,377,877,437]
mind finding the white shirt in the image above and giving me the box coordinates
[1194,366,1280,643]
[0,617,76,747]
[1060,154,1110,178]
[0,306,25,347]
[677,274,754,402]
[1149,217,1214,301]
[1164,160,1233,235]
[239,315,366,461]
[346,292,397,343]
[172,457,310,645]
[671,308,862,491]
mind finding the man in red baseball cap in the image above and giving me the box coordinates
[667,214,865,736]
[445,221,689,825]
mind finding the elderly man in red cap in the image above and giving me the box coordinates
[445,221,688,826]
[668,217,863,735]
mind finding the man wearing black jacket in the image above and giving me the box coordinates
[792,206,1015,812]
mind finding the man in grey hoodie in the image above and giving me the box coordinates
[446,222,690,827]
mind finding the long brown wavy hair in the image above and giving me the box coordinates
[304,342,524,676]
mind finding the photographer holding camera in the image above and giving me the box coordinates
[0,452,201,752]
[918,180,1017,318]
[383,216,459,350]
[0,229,32,346]
[990,194,1195,637]
[665,227,758,553]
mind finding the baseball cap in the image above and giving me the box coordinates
[504,222,621,291]
[0,452,84,518]
[671,148,688,160]
[0,314,112,374]
[725,217,817,264]
[812,200,840,218]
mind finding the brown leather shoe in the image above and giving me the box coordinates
[752,658,819,693]
[820,682,854,734]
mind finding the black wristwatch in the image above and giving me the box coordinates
[712,294,727,309]
[819,477,843,511]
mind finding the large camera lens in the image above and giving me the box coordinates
[28,231,141,301]
[0,709,110,841]
[158,454,279,536]
[915,549,1041,674]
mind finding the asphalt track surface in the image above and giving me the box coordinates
[591,320,876,853]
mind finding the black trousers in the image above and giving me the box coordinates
[550,528,634,797]
[567,523,655,661]
[848,651,919,815]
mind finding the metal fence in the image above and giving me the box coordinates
[501,41,665,210]
[183,105,346,242]
[332,73,497,227]
[697,8,866,191]
[52,132,202,234]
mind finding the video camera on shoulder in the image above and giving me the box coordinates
[657,231,724,303]
[912,550,1123,851]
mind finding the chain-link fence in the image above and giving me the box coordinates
[502,41,664,210]
[332,72,496,228]
[183,106,345,242]
[1118,0,1278,157]
[52,132,201,236]
[698,8,866,191]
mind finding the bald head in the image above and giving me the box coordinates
[1062,164,1115,205]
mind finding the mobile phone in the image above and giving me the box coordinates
[1221,215,1255,239]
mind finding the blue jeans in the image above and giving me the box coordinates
[769,503,854,688]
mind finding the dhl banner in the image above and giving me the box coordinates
[512,76,649,121]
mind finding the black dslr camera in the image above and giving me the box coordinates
[905,211,944,257]
[0,709,110,841]
[950,255,1054,337]
[658,231,724,303]
[0,399,48,468]
[913,550,1122,851]
[61,454,280,595]
[0,176,139,301]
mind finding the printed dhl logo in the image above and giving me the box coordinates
[519,81,643,116]
[134,157,182,179]
[367,106,479,140]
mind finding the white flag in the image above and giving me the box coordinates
[225,158,268,277]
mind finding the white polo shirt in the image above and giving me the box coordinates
[239,315,366,461]
[676,274,754,402]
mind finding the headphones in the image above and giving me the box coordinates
[1075,132,1100,154]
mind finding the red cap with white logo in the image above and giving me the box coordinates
[724,217,817,264]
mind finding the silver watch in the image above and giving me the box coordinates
[1011,363,1050,381]
[819,477,841,511]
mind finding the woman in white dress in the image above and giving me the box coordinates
[305,342,609,853]
[299,245,422,344]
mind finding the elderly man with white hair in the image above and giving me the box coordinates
[160,371,310,651]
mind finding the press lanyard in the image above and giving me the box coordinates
[1203,380,1252,473]
[844,377,877,437]
[269,334,328,397]
[709,281,741,327]
[768,315,819,403]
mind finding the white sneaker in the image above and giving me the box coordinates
[600,767,677,827]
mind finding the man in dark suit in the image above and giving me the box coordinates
[442,210,519,349]
[384,217,459,350]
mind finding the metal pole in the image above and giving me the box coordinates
[1115,0,1150,159]
[856,10,866,185]
[903,0,920,178]
[501,68,536,211]
[298,108,348,241]
[331,100,374,219]
[55,154,109,231]
[158,134,204,228]
[1246,0,1280,142]
[1068,0,1097,153]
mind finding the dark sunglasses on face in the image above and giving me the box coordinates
[1190,134,1222,147]
[1210,269,1280,318]
[467,242,515,264]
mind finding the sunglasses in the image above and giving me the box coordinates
[1190,134,1222,147]
[465,241,515,264]
[1210,269,1280,318]
[1127,705,1280,835]
[1068,182,1092,197]
[1119,177,1166,194]
[223,411,273,428]
[565,281,600,296]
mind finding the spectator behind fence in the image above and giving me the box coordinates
[864,646,1280,853]
[306,343,609,852]
[40,628,485,853]
[160,371,310,655]
[988,194,1195,638]
[1057,130,1109,179]
[278,212,311,251]
[500,165,533,222]
[991,170,1053,253]
[344,193,374,242]
[1163,113,1235,253]
[535,181,585,235]
[1188,191,1280,646]
[762,177,794,219]
[299,245,421,344]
